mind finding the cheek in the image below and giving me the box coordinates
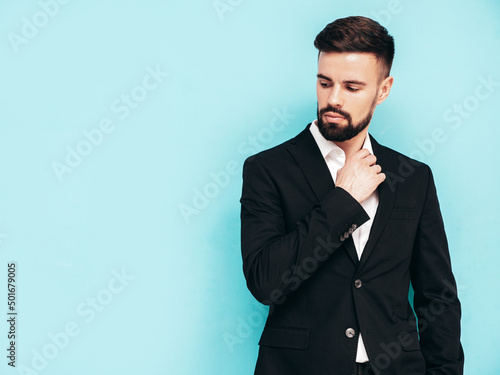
[316,86,323,101]
[352,94,377,115]
[316,89,329,108]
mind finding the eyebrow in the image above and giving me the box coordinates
[316,74,367,86]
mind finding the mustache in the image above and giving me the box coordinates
[318,106,352,122]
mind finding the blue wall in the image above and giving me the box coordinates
[1,0,499,374]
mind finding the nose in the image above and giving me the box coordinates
[328,86,344,107]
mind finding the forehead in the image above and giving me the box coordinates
[317,52,381,81]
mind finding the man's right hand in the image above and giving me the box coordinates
[336,149,386,203]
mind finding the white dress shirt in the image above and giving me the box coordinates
[309,120,379,363]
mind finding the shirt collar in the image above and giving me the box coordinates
[309,119,374,161]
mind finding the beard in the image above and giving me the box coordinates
[316,103,375,142]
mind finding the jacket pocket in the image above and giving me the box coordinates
[397,330,421,351]
[258,326,310,349]
[389,208,417,220]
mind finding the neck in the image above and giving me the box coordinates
[334,129,369,159]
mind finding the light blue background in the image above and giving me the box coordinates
[1,0,499,374]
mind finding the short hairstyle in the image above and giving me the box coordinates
[314,16,395,77]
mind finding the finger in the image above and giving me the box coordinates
[371,164,382,174]
[352,148,371,160]
[378,172,386,182]
[364,154,377,166]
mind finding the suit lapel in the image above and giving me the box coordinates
[286,124,334,201]
[343,237,359,266]
[358,135,397,268]
[286,124,359,265]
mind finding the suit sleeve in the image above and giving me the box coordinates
[240,154,369,305]
[410,166,464,374]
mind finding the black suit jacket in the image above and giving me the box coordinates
[240,124,464,375]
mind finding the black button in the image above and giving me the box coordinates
[354,279,362,289]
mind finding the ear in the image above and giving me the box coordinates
[376,75,394,105]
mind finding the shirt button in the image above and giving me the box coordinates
[345,328,356,338]
[354,279,362,289]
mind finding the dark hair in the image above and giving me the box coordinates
[314,16,395,77]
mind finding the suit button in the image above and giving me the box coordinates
[340,233,346,242]
[354,279,362,289]
[345,328,356,338]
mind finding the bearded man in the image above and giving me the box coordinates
[240,16,464,375]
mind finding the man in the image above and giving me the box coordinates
[240,16,464,375]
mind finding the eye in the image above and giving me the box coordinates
[319,81,332,88]
[346,86,359,92]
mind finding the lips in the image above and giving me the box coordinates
[324,112,345,122]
